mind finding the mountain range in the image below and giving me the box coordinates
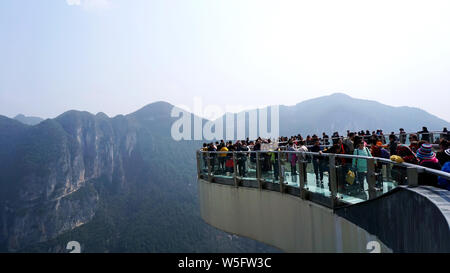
[0,93,448,252]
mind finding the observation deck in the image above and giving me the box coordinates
[196,140,450,253]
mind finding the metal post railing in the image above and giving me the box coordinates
[256,152,263,190]
[207,154,212,182]
[232,153,238,187]
[279,152,284,193]
[367,158,377,199]
[298,153,307,199]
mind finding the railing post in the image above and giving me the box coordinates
[407,167,418,187]
[279,151,284,193]
[328,155,337,208]
[256,152,262,190]
[233,152,238,187]
[207,152,212,182]
[367,158,377,199]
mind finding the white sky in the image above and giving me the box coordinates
[0,0,449,121]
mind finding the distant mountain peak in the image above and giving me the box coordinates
[13,114,44,126]
[129,101,174,119]
[328,92,352,98]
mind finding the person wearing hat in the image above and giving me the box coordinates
[417,143,442,187]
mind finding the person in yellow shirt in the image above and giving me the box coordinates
[218,144,229,172]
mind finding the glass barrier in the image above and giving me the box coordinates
[280,151,300,187]
[304,153,332,197]
[378,160,406,194]
[198,148,450,206]
[211,152,235,179]
[257,151,277,183]
[334,155,368,203]
[199,151,208,176]
[233,151,256,181]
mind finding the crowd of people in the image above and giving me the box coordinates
[200,127,450,192]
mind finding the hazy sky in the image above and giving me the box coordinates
[1,0,449,121]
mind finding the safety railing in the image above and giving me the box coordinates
[196,150,450,208]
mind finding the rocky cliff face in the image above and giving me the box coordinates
[0,111,134,251]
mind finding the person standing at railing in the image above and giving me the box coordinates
[399,128,407,144]
[287,141,298,175]
[237,141,249,177]
[436,139,450,166]
[320,138,349,193]
[201,143,208,172]
[310,139,325,184]
[352,139,372,194]
[207,143,217,174]
[409,134,420,153]
[218,143,229,173]
[369,136,388,188]
[343,132,355,155]
[323,132,330,146]
[417,143,442,187]
[441,127,449,141]
[388,133,398,156]
[418,127,430,143]
[270,148,280,181]
[297,140,309,183]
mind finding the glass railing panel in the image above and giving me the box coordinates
[377,160,405,195]
[304,153,331,197]
[258,152,279,183]
[212,152,234,179]
[282,152,300,187]
[199,152,208,176]
[335,156,369,204]
[211,154,220,175]
[235,152,256,181]
[431,133,441,144]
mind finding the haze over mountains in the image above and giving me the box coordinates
[0,93,448,252]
